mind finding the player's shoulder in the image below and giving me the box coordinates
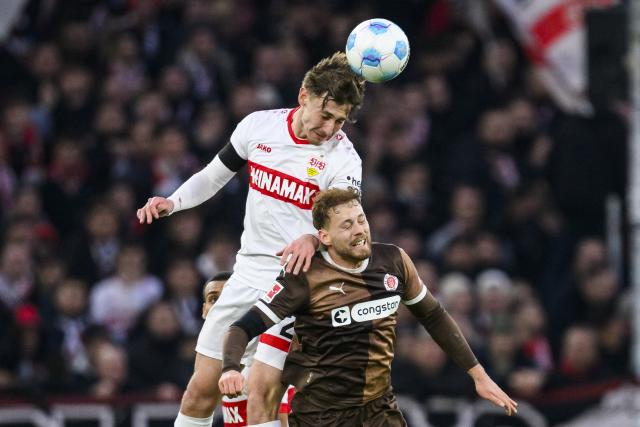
[371,242,403,258]
[242,108,290,124]
[328,131,361,161]
[369,243,412,279]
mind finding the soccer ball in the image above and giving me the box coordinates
[345,18,410,83]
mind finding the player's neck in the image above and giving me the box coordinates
[322,249,369,272]
[292,107,321,146]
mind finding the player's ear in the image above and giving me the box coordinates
[298,86,308,107]
[201,303,207,320]
[318,228,331,247]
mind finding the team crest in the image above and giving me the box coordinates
[263,282,284,303]
[383,274,399,291]
[307,157,326,177]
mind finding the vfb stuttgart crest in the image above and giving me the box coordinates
[307,157,326,178]
[383,274,399,291]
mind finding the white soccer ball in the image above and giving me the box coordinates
[345,18,410,83]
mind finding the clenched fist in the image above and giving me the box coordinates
[218,370,244,398]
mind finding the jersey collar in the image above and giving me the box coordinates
[321,250,369,273]
[287,107,310,145]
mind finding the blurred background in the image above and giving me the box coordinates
[0,0,636,426]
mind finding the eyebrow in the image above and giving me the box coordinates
[322,109,347,121]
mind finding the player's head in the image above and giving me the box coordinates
[298,52,365,145]
[312,188,371,267]
[202,271,232,319]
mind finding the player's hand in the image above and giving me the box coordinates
[276,234,320,275]
[468,364,518,416]
[136,196,174,224]
[219,370,244,398]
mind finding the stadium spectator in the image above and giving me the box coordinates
[90,243,162,342]
[87,341,131,398]
[164,257,203,336]
[128,301,191,398]
[0,241,34,309]
[65,201,121,284]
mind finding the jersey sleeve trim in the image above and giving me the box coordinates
[219,141,247,171]
[256,301,282,324]
[403,284,427,306]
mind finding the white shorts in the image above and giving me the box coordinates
[254,316,296,370]
[195,276,264,364]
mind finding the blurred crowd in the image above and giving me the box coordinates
[0,0,632,423]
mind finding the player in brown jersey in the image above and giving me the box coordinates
[219,188,517,426]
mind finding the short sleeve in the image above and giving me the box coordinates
[255,272,310,323]
[229,112,256,160]
[328,140,362,193]
[399,248,428,305]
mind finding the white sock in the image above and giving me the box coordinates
[247,422,280,427]
[174,412,214,427]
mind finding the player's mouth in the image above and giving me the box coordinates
[351,237,368,247]
[313,130,328,140]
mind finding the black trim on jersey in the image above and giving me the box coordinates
[232,308,269,340]
[219,142,247,172]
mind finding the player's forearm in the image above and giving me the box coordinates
[167,155,236,213]
[222,325,251,373]
[222,308,273,373]
[409,299,478,371]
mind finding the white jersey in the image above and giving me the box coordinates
[229,108,361,290]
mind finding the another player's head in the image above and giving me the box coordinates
[296,52,365,145]
[202,271,232,319]
[312,188,371,267]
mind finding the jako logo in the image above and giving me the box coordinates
[331,307,351,326]
[257,143,272,153]
[331,295,401,327]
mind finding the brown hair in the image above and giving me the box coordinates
[312,188,361,229]
[302,52,366,120]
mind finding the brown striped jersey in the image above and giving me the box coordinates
[252,242,435,409]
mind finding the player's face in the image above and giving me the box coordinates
[202,280,225,319]
[320,200,372,268]
[298,88,350,145]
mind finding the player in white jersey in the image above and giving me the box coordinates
[136,52,365,427]
[201,273,293,427]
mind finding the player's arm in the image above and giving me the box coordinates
[167,142,245,212]
[136,143,246,224]
[399,249,518,415]
[137,112,255,224]
[220,274,309,397]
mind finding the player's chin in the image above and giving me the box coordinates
[351,245,371,260]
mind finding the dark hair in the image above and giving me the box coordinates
[312,188,361,230]
[209,271,232,282]
[302,52,366,120]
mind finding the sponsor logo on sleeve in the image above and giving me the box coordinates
[346,175,361,188]
[263,282,284,303]
[383,274,399,291]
